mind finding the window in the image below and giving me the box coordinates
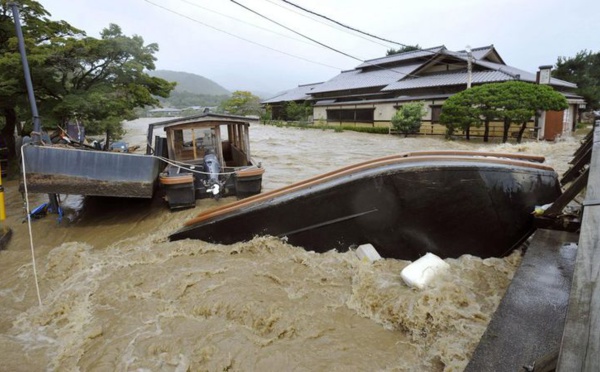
[326,108,374,123]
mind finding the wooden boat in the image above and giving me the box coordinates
[156,114,264,209]
[169,151,561,260]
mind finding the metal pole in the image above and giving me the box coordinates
[466,45,473,89]
[9,2,41,143]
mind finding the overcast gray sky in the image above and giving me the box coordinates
[41,0,599,97]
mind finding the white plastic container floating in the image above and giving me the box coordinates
[401,252,450,289]
[355,243,382,263]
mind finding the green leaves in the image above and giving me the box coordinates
[440,81,568,142]
[284,101,311,121]
[1,1,175,141]
[554,50,600,110]
[219,91,262,116]
[391,102,425,137]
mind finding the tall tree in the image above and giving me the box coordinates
[0,0,79,157]
[219,91,262,116]
[1,1,174,160]
[553,50,600,110]
[44,23,175,137]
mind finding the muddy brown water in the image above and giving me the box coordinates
[0,119,581,371]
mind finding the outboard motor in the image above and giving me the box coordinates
[203,152,222,197]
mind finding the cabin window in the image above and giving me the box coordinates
[326,108,374,123]
[430,105,442,123]
[171,128,218,161]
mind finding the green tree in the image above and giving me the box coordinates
[391,102,425,137]
[484,82,568,143]
[387,44,421,56]
[219,91,261,116]
[260,104,272,122]
[1,1,174,159]
[0,0,80,157]
[553,50,600,110]
[284,101,311,121]
[158,91,228,109]
[439,89,480,140]
[440,81,568,143]
[43,23,175,137]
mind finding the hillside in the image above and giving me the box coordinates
[149,70,230,96]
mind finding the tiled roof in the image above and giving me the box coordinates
[382,70,515,91]
[474,60,577,88]
[310,62,422,94]
[262,82,322,104]
[355,46,445,69]
[270,45,578,102]
[450,45,498,62]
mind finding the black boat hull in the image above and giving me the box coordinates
[169,154,561,260]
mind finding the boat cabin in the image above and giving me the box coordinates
[165,118,252,168]
[153,114,264,209]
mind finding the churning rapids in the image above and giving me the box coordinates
[0,119,581,371]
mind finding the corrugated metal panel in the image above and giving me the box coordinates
[311,63,422,94]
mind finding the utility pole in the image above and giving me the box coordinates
[10,2,60,216]
[9,2,41,143]
[466,45,473,89]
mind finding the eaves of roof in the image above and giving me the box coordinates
[261,82,323,104]
[313,93,451,107]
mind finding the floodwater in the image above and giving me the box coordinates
[0,119,581,371]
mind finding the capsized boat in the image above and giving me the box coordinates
[156,114,264,209]
[169,151,561,260]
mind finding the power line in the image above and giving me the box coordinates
[261,0,393,49]
[159,0,441,80]
[142,0,344,70]
[144,0,510,85]
[231,0,467,79]
[175,0,317,47]
[230,0,363,62]
[279,0,417,49]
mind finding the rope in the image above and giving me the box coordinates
[152,154,261,176]
[15,143,262,309]
[20,144,43,307]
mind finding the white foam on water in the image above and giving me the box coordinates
[0,123,583,371]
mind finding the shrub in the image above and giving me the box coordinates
[391,102,426,137]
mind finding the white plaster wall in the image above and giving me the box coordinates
[313,107,327,121]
